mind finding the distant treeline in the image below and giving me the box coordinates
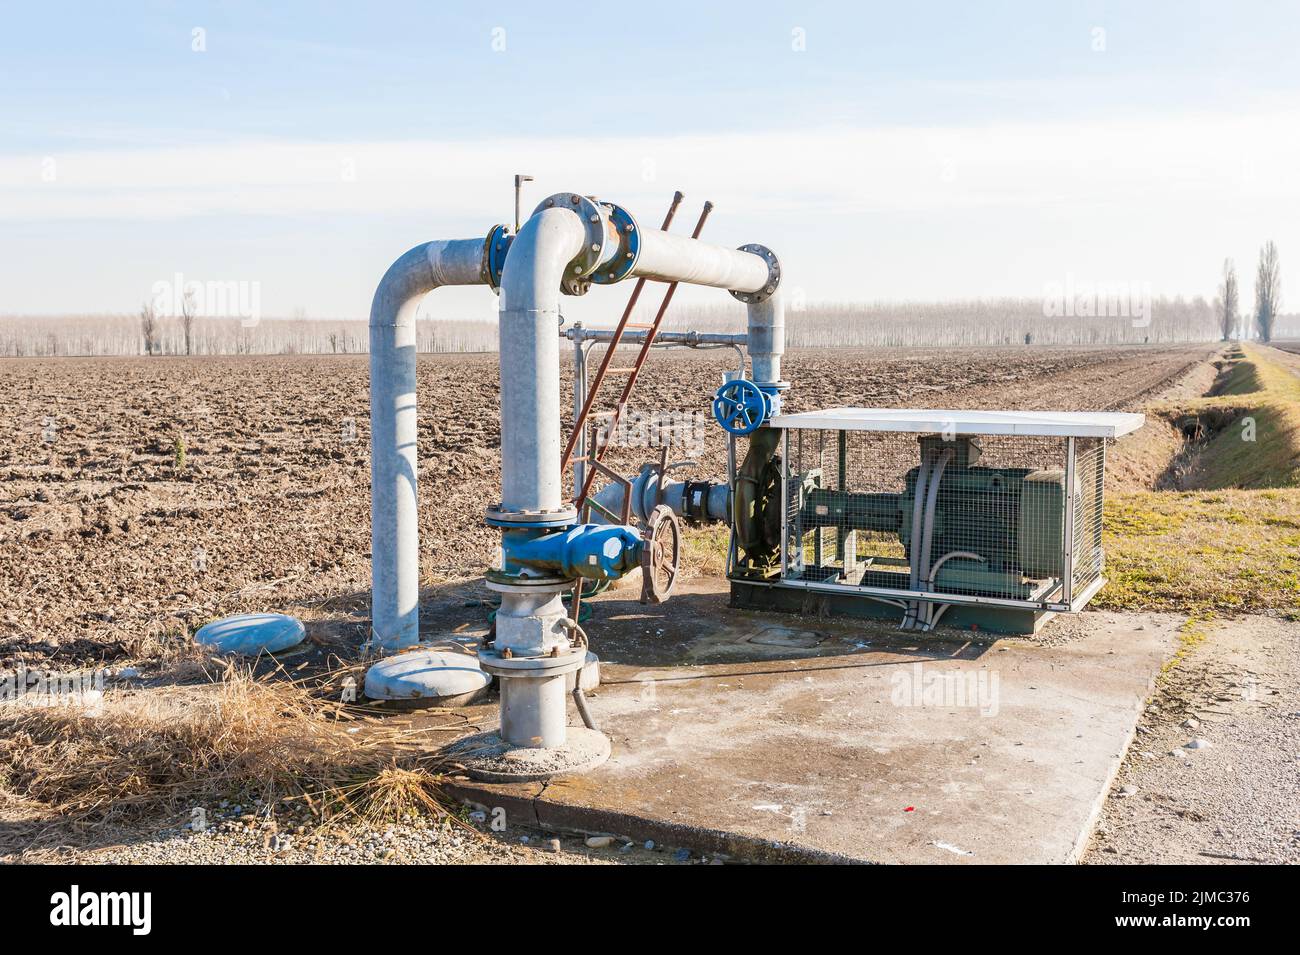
[3,298,1295,357]
[664,296,1295,347]
[0,314,496,357]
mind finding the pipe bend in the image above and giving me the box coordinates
[369,234,488,652]
[369,237,489,329]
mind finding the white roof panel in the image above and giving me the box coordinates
[768,407,1145,438]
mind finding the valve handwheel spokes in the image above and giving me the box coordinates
[712,378,770,436]
[640,504,681,604]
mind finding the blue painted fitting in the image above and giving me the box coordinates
[712,378,771,435]
[503,524,643,581]
[588,202,641,285]
[484,224,514,292]
[757,384,783,417]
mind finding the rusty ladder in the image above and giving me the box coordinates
[561,193,714,525]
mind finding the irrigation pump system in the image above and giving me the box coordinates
[367,188,783,779]
[366,184,1140,780]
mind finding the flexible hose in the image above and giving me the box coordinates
[557,617,599,730]
[920,551,985,630]
[572,684,599,731]
[901,449,936,630]
[917,448,954,628]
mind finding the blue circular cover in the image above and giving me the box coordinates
[194,613,306,655]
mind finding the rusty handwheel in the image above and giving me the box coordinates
[640,504,681,604]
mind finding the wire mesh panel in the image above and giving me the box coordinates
[779,428,1108,611]
[1070,437,1106,602]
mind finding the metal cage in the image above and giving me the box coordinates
[751,408,1142,625]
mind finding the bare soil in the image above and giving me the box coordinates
[0,343,1215,669]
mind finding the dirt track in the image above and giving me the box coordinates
[0,343,1214,667]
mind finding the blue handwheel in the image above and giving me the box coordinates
[712,379,769,435]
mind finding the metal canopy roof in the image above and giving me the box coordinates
[768,407,1145,438]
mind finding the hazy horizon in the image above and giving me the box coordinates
[3,2,1297,326]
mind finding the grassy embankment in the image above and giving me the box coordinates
[1098,344,1300,619]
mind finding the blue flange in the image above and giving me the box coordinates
[484,224,514,292]
[712,378,771,435]
[588,201,641,286]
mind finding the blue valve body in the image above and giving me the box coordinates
[502,524,643,581]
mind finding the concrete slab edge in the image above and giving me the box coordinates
[1064,627,1180,864]
[445,781,867,865]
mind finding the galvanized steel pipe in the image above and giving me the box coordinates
[746,291,786,387]
[498,208,588,514]
[632,229,771,292]
[369,237,488,650]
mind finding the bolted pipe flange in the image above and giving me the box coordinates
[729,243,781,305]
[482,223,514,293]
[484,503,578,529]
[532,193,611,296]
[588,201,641,286]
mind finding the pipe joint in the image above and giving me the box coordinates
[729,243,781,305]
[588,201,641,287]
[483,224,514,292]
[531,193,620,296]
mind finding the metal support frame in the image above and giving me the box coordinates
[1062,436,1077,606]
[760,426,1113,625]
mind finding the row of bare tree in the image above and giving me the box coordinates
[663,295,1281,347]
[3,294,1296,358]
[0,313,499,357]
[1217,241,1283,342]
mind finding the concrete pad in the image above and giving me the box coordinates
[448,582,1179,864]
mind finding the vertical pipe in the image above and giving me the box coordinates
[573,338,587,495]
[1063,436,1077,606]
[779,428,790,578]
[746,290,785,386]
[369,238,487,650]
[498,208,587,513]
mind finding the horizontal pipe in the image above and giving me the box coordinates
[370,237,488,650]
[590,468,730,526]
[563,327,748,346]
[631,229,770,292]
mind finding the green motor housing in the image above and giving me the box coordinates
[799,438,1072,580]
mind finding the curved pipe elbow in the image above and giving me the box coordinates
[369,237,490,330]
[369,234,489,651]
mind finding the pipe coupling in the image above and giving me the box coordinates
[531,193,623,296]
[729,243,781,305]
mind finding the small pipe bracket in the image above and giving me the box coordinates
[728,243,781,305]
[532,193,611,296]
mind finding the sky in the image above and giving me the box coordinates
[1,0,1298,324]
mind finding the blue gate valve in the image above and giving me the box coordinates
[502,524,643,581]
[712,378,771,435]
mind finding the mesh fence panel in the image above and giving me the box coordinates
[779,429,1107,609]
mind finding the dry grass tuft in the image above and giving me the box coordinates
[0,664,470,831]
[325,766,465,827]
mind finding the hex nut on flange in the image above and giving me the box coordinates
[729,243,781,305]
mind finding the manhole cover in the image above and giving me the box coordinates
[747,626,824,649]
